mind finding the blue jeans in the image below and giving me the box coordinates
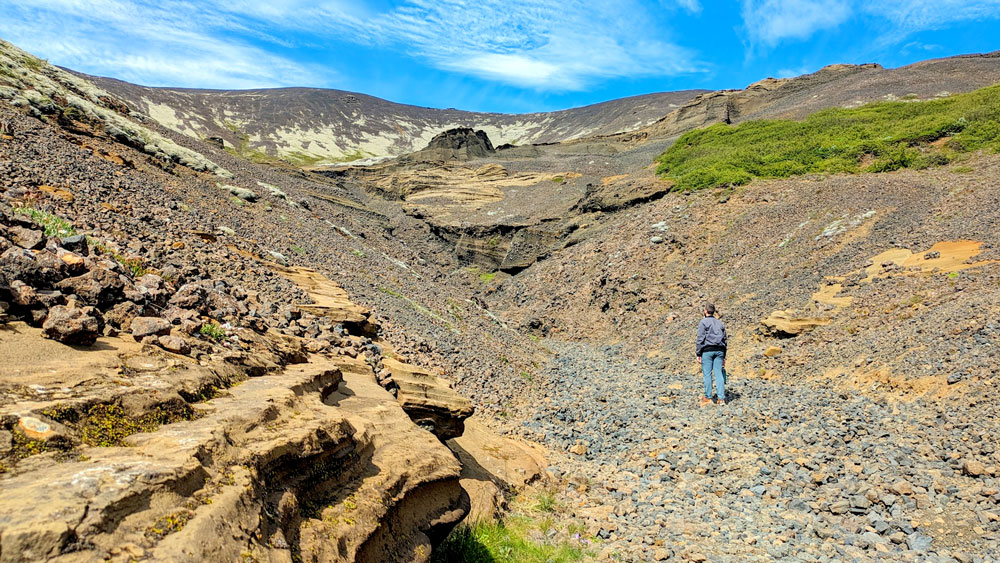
[702,351,725,400]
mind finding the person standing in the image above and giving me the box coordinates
[696,303,727,406]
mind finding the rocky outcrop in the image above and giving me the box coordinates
[447,419,546,522]
[378,357,475,440]
[424,127,494,158]
[392,128,499,163]
[0,259,478,561]
[760,309,831,337]
[0,357,467,562]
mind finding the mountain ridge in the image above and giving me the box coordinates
[80,71,707,164]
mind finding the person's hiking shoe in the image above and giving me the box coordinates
[700,397,712,408]
[717,399,727,406]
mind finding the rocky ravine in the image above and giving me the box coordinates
[4,32,1000,563]
[0,37,550,562]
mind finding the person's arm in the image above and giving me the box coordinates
[696,319,706,360]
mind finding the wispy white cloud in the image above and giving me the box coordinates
[742,0,1000,48]
[862,0,1000,31]
[672,0,702,13]
[0,0,330,88]
[0,0,703,92]
[741,0,852,46]
[358,0,701,90]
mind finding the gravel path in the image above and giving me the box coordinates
[519,341,1000,562]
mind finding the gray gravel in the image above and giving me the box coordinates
[519,341,1000,561]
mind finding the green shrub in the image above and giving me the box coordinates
[656,84,1000,191]
[200,322,226,341]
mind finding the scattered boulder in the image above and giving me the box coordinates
[130,316,171,340]
[9,225,44,250]
[56,267,125,308]
[59,234,88,255]
[41,304,102,345]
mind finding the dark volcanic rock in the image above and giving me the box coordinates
[42,304,101,345]
[416,127,495,160]
[425,127,495,154]
[56,267,125,308]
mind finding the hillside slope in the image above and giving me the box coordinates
[82,74,706,164]
[599,51,1000,147]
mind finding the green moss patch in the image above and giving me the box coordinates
[81,403,196,447]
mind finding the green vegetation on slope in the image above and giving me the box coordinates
[656,84,1000,191]
[433,519,588,563]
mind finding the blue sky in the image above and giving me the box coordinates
[1,0,999,113]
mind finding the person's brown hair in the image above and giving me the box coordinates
[705,303,716,316]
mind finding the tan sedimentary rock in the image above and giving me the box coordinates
[0,358,467,562]
[380,357,475,440]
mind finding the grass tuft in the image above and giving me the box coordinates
[12,205,76,237]
[433,519,587,563]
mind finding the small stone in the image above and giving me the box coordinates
[58,252,85,269]
[157,335,191,355]
[59,234,88,254]
[830,499,851,514]
[764,346,782,357]
[15,416,73,447]
[905,532,932,552]
[653,547,672,560]
[964,460,986,476]
[569,442,587,455]
[890,480,913,496]
[16,416,56,441]
[650,236,665,244]
[130,316,172,340]
[9,225,45,250]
